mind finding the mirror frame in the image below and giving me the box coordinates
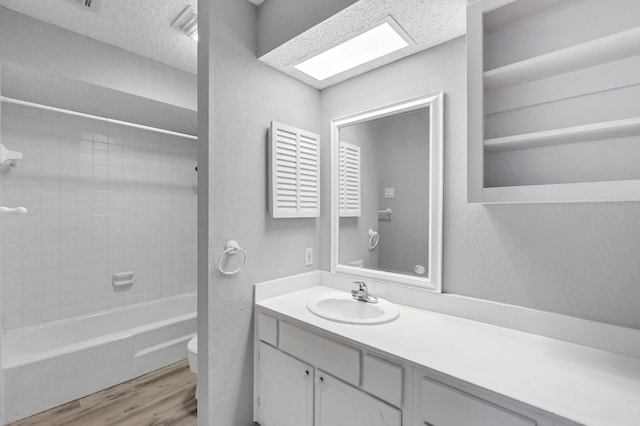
[330,92,443,291]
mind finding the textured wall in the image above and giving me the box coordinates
[0,104,197,330]
[200,0,321,424]
[320,36,640,330]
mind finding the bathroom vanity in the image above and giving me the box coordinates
[253,278,640,426]
[253,67,640,424]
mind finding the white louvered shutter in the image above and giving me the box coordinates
[339,141,361,217]
[269,121,320,218]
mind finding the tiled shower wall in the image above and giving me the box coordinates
[1,103,197,330]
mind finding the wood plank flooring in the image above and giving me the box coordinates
[9,359,198,426]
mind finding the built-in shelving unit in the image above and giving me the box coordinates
[468,0,640,203]
[484,117,640,153]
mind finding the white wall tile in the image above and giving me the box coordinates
[22,310,43,327]
[3,313,22,330]
[60,303,78,319]
[1,105,197,330]
[42,307,61,322]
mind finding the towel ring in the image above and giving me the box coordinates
[217,240,248,275]
[368,229,379,250]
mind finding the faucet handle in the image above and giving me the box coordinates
[353,281,367,291]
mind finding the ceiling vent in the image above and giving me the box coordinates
[172,5,198,42]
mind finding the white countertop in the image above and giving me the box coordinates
[256,286,640,426]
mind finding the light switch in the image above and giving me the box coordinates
[384,187,395,199]
[305,247,313,266]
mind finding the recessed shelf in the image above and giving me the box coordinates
[479,179,640,204]
[483,0,565,31]
[484,27,640,91]
[484,117,640,152]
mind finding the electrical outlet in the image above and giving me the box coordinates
[305,247,313,266]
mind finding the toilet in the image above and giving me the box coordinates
[187,336,198,398]
[187,336,198,374]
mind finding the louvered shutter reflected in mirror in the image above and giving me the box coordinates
[339,141,361,217]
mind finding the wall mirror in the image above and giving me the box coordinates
[331,93,443,290]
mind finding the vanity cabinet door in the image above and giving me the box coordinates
[257,342,314,426]
[421,378,537,426]
[315,371,402,426]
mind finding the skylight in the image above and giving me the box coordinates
[293,21,411,81]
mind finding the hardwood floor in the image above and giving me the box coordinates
[10,359,198,426]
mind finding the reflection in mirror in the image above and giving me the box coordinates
[331,93,443,291]
[338,108,430,277]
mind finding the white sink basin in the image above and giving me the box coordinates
[306,293,399,325]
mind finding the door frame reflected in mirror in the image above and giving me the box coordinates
[330,92,443,291]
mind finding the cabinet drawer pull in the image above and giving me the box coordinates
[315,376,324,385]
[302,369,310,377]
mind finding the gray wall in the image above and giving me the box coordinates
[339,122,379,269]
[320,36,640,330]
[199,0,321,424]
[1,62,196,135]
[373,109,430,276]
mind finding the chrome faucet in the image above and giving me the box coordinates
[351,282,378,304]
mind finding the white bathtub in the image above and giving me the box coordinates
[2,293,197,423]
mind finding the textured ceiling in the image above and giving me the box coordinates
[260,0,467,89]
[0,0,197,74]
[0,0,464,85]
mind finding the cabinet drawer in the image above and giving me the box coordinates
[362,354,403,407]
[278,321,360,386]
[257,312,278,346]
[421,378,536,426]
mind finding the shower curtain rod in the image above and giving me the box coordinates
[0,96,198,141]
